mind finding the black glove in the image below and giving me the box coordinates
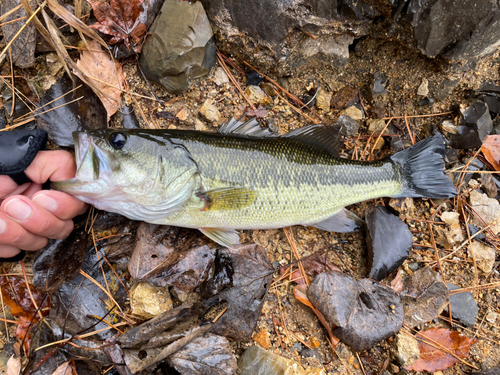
[0,129,48,185]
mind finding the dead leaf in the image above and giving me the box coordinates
[246,105,267,118]
[15,315,32,354]
[481,135,500,171]
[75,40,124,120]
[6,355,21,375]
[0,276,50,318]
[89,0,147,50]
[405,328,478,372]
[51,360,78,375]
[390,269,403,293]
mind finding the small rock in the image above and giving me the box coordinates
[444,283,479,327]
[365,206,413,281]
[481,173,498,198]
[469,190,500,234]
[199,99,222,123]
[315,88,332,112]
[389,363,400,373]
[469,241,496,273]
[130,281,173,319]
[341,106,363,121]
[175,107,188,121]
[440,211,460,225]
[252,328,271,349]
[333,115,360,137]
[212,67,229,86]
[400,268,449,328]
[389,197,415,216]
[238,346,325,375]
[446,101,493,149]
[373,72,388,97]
[331,85,359,110]
[301,348,322,363]
[408,262,419,271]
[486,311,498,324]
[194,119,208,131]
[367,119,388,135]
[417,78,429,96]
[245,85,271,105]
[393,332,420,367]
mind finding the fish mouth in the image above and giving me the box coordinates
[74,131,90,169]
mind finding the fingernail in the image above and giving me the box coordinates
[4,199,32,221]
[33,194,58,213]
[0,218,5,234]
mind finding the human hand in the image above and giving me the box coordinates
[0,150,88,258]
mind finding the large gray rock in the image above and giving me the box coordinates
[203,0,381,74]
[401,0,500,60]
[140,0,216,93]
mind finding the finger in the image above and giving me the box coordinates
[25,150,76,183]
[0,176,30,199]
[32,190,88,220]
[1,197,74,240]
[0,245,22,259]
[0,214,48,250]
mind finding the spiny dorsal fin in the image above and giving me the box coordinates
[197,187,257,211]
[283,124,343,157]
[218,116,277,137]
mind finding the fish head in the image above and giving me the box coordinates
[53,129,199,220]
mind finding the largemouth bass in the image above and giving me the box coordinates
[53,118,457,246]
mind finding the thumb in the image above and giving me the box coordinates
[25,150,76,183]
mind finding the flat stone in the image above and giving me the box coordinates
[393,332,420,367]
[315,88,332,112]
[469,241,496,273]
[139,0,215,93]
[199,98,222,123]
[444,283,479,327]
[130,281,173,319]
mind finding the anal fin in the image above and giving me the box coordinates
[310,209,364,232]
[199,227,240,247]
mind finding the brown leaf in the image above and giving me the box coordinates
[481,135,500,171]
[89,0,147,48]
[15,316,32,354]
[246,105,267,119]
[51,360,78,375]
[75,40,124,119]
[0,276,50,318]
[405,328,478,372]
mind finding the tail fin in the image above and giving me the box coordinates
[391,134,457,199]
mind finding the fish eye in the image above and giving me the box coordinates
[108,132,127,149]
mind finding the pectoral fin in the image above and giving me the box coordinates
[310,209,365,232]
[197,187,257,211]
[199,228,240,247]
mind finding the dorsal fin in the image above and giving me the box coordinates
[283,124,343,156]
[218,116,278,137]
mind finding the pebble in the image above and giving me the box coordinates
[469,190,500,234]
[392,331,420,367]
[333,115,359,137]
[195,119,208,131]
[367,118,388,135]
[130,281,173,319]
[417,78,429,96]
[445,283,479,327]
[486,311,498,324]
[252,328,271,349]
[440,211,460,225]
[315,88,332,112]
[199,98,222,123]
[213,67,229,86]
[469,241,496,273]
[341,106,363,120]
[245,85,271,105]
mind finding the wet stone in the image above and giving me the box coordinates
[365,206,413,281]
[139,0,215,93]
[333,115,360,137]
[444,283,479,327]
